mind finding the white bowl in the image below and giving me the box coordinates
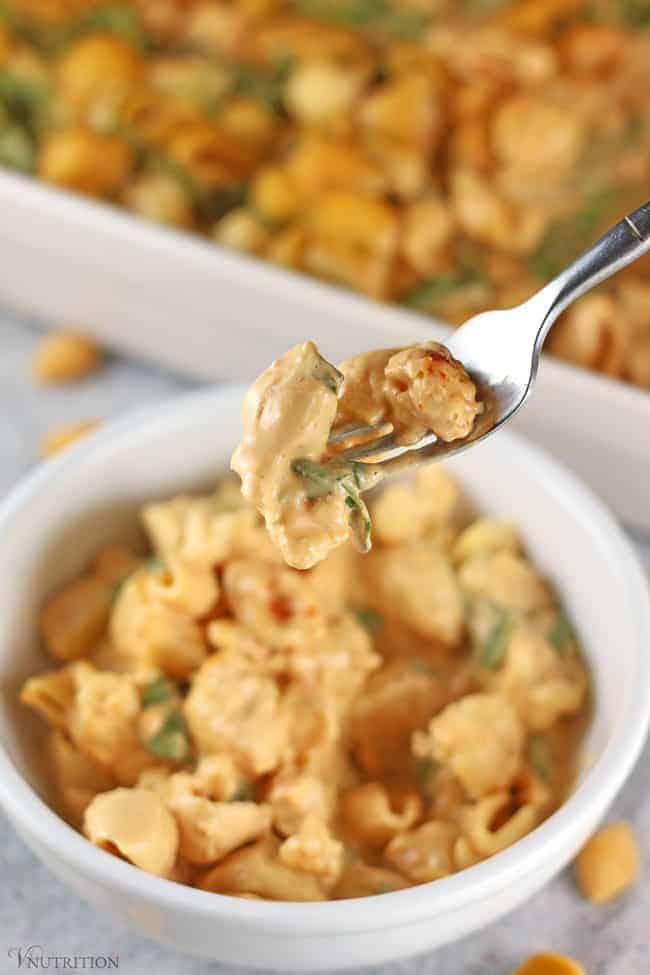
[0,386,648,971]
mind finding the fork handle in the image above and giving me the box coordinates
[531,200,650,346]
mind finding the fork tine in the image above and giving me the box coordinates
[327,423,377,445]
[333,433,398,462]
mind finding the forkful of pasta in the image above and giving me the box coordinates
[232,199,650,571]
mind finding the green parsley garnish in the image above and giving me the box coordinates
[143,554,165,573]
[528,735,552,782]
[376,882,396,894]
[621,0,650,27]
[529,188,619,281]
[145,710,190,762]
[230,779,253,801]
[292,0,426,38]
[402,266,485,313]
[407,657,433,675]
[141,146,248,223]
[622,114,644,146]
[547,614,575,655]
[141,676,175,707]
[232,56,292,114]
[478,611,512,669]
[291,457,373,552]
[312,354,344,395]
[0,125,34,172]
[354,607,384,633]
[414,755,436,786]
[59,5,148,50]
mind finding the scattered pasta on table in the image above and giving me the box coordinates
[31,328,102,384]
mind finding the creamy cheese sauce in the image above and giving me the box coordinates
[232,340,483,568]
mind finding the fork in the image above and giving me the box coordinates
[325,199,650,486]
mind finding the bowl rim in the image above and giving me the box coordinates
[0,384,648,935]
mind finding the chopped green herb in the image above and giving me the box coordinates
[202,183,248,224]
[402,267,484,312]
[145,709,190,761]
[141,675,175,707]
[376,883,396,894]
[478,611,512,669]
[463,0,508,9]
[414,755,436,786]
[292,0,426,38]
[232,56,292,113]
[0,71,48,113]
[407,657,433,675]
[292,458,339,498]
[142,146,248,223]
[622,114,644,146]
[354,607,384,633]
[59,5,148,50]
[143,554,165,573]
[528,735,552,782]
[230,779,253,801]
[0,125,34,172]
[547,614,575,655]
[291,458,372,552]
[312,354,344,395]
[529,188,619,281]
[621,0,650,27]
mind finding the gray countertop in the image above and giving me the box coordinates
[0,314,648,975]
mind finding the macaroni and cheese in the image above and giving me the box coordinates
[21,466,588,900]
[1,1,649,388]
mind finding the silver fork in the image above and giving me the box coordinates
[326,199,650,485]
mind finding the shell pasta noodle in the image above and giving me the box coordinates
[20,467,589,900]
[1,0,650,388]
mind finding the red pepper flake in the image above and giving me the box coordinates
[269,593,295,620]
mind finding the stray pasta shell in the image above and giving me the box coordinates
[31,329,102,384]
[40,420,99,457]
[575,821,639,904]
[511,952,585,975]
[84,787,179,877]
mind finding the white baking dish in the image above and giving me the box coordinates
[1,168,649,529]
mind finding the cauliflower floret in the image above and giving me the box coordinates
[384,342,483,444]
[110,570,206,680]
[67,662,156,784]
[384,821,457,883]
[278,813,344,887]
[222,558,327,650]
[366,542,464,646]
[168,794,271,864]
[184,651,289,776]
[370,463,462,547]
[459,551,552,614]
[484,624,587,731]
[413,693,524,799]
[269,774,332,836]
